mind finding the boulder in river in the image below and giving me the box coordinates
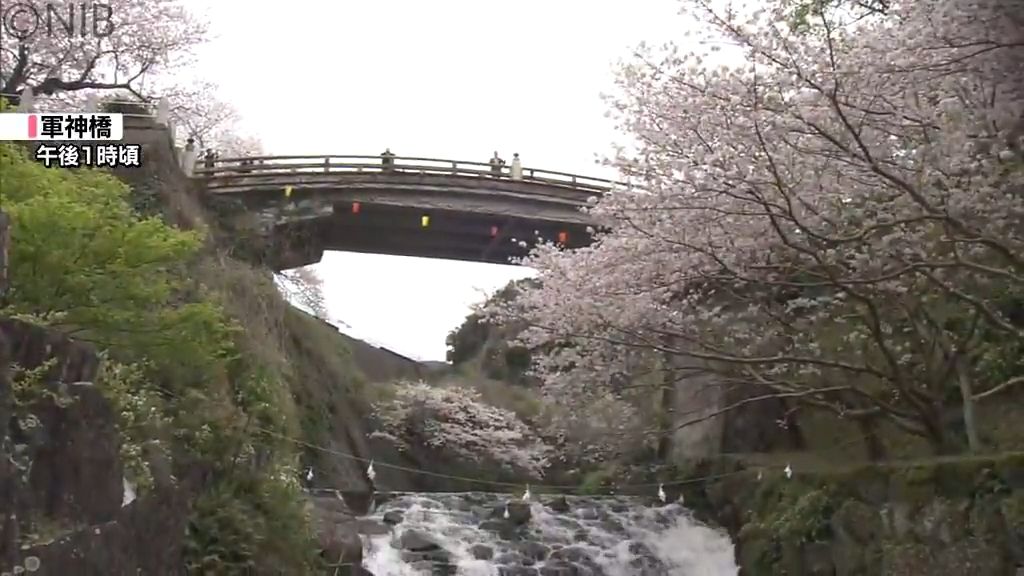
[382,510,404,525]
[490,501,532,525]
[307,496,365,574]
[546,496,571,513]
[399,528,442,552]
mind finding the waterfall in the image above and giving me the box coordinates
[359,492,738,575]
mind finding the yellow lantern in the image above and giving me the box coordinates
[421,215,430,228]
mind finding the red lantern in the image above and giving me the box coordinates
[491,226,499,237]
[558,231,568,244]
[352,202,361,214]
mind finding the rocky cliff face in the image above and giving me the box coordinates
[0,319,200,575]
[678,455,1024,576]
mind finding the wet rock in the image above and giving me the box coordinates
[480,519,525,540]
[549,546,590,563]
[491,501,532,525]
[517,540,550,561]
[401,548,451,563]
[469,543,494,560]
[309,498,363,575]
[553,516,583,531]
[399,528,441,552]
[539,562,581,576]
[500,566,540,576]
[626,542,668,575]
[407,559,456,575]
[480,519,505,532]
[339,490,375,515]
[355,519,390,535]
[382,510,404,525]
[495,551,527,564]
[547,496,570,513]
[599,518,624,533]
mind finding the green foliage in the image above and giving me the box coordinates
[184,470,319,574]
[578,463,620,495]
[95,360,170,492]
[771,488,835,541]
[10,358,69,410]
[1,140,321,572]
[739,480,836,551]
[0,143,236,382]
[446,311,489,365]
[785,0,890,33]
[446,279,537,380]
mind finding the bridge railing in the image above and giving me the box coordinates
[1,88,621,192]
[194,154,620,193]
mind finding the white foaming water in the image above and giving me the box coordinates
[362,492,739,576]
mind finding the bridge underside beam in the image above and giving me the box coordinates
[263,205,594,269]
[208,178,597,227]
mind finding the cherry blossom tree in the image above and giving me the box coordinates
[155,80,265,156]
[0,0,206,98]
[494,0,1023,455]
[0,0,207,97]
[0,2,265,160]
[276,267,329,321]
[369,381,552,478]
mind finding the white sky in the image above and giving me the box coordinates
[182,0,689,361]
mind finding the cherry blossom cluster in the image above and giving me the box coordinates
[369,381,552,477]
[490,0,1023,450]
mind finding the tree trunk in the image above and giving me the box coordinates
[655,353,676,461]
[856,417,886,462]
[954,356,982,453]
[921,410,957,455]
[781,400,807,450]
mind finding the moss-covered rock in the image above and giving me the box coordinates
[689,454,1023,576]
[912,497,969,545]
[1002,490,1024,565]
[881,541,935,576]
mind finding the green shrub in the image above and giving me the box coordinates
[1,140,320,573]
[184,469,318,574]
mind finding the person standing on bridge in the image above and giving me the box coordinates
[490,151,505,177]
[381,148,395,171]
[203,148,217,173]
[510,153,523,180]
[181,137,197,176]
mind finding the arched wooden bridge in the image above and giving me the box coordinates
[194,154,618,270]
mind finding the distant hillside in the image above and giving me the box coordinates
[445,279,537,386]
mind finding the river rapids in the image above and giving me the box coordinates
[359,492,738,575]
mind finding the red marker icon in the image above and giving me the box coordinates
[27,114,37,139]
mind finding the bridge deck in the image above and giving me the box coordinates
[192,154,614,268]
